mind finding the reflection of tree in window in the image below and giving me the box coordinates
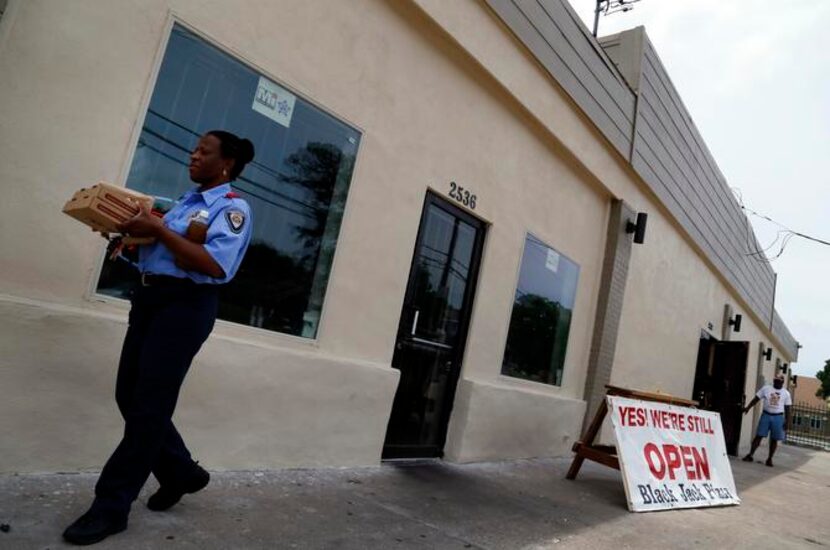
[95,24,362,339]
[283,142,350,270]
[500,234,578,387]
[219,242,309,332]
[502,293,572,386]
[219,142,356,335]
[407,213,472,344]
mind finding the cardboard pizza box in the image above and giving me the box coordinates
[62,182,156,244]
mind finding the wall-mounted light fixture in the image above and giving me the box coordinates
[779,363,789,374]
[728,313,742,333]
[626,212,648,244]
[763,347,772,361]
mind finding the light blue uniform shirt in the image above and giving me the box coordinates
[138,183,253,284]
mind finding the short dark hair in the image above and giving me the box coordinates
[206,130,255,180]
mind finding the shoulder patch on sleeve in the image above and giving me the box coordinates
[225,209,246,234]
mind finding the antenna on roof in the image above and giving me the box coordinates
[593,0,642,37]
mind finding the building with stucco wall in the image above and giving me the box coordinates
[788,376,828,440]
[792,376,827,409]
[0,0,798,474]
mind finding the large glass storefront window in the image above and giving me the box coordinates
[501,234,579,386]
[97,25,361,338]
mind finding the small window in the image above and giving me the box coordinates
[501,234,579,386]
[96,25,361,339]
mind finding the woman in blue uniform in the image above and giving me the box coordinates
[63,131,255,545]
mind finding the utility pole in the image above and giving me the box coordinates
[592,0,642,37]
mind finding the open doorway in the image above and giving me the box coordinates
[692,332,749,455]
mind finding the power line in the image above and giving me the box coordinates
[732,187,773,263]
[731,188,829,262]
[744,206,830,247]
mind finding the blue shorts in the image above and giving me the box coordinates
[757,412,785,441]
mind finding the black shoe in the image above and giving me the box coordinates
[147,464,210,511]
[63,510,127,545]
[742,454,754,462]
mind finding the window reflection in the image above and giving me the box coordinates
[96,25,361,338]
[407,206,476,345]
[501,234,579,386]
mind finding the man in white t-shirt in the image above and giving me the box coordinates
[742,373,792,467]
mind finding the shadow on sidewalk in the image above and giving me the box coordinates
[728,442,817,493]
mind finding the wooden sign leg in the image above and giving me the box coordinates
[566,399,608,480]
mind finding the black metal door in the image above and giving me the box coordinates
[693,338,749,456]
[382,193,485,459]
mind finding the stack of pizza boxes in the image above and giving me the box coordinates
[62,182,158,244]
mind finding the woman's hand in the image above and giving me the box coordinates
[106,236,125,261]
[118,202,163,238]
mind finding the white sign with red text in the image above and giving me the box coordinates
[608,395,740,512]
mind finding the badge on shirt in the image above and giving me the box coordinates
[226,210,246,234]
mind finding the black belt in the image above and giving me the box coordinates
[763,411,784,416]
[140,273,196,287]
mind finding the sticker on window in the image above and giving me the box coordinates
[545,249,560,273]
[252,76,296,128]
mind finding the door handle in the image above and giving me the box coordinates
[411,309,420,335]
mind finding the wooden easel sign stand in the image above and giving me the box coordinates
[567,385,740,512]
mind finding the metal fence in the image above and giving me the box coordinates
[786,402,830,451]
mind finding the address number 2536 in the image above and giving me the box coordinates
[448,181,477,210]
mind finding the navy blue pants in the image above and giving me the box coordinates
[92,283,218,518]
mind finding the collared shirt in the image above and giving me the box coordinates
[138,183,253,284]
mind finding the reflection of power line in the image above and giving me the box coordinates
[146,108,319,191]
[137,134,315,219]
[147,109,289,182]
[141,125,320,215]
[136,138,316,222]
[417,255,468,283]
[146,108,199,137]
[420,242,470,273]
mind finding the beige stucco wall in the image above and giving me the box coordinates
[0,0,611,472]
[0,296,398,472]
[603,184,789,451]
[0,0,796,473]
[405,0,795,453]
[612,206,784,399]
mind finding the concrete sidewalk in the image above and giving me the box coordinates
[1,444,828,549]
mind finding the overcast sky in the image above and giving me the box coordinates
[572,0,830,378]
